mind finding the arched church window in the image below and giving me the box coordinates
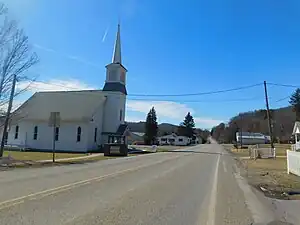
[77,126,81,142]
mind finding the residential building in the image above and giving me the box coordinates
[158,133,191,146]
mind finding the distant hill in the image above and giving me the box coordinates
[126,122,178,136]
[211,106,297,143]
[126,121,210,139]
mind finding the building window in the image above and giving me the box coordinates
[178,138,183,142]
[33,126,38,140]
[94,127,97,143]
[55,127,59,141]
[77,126,81,142]
[120,109,123,121]
[14,125,19,139]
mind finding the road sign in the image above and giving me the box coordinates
[48,112,61,127]
[296,127,300,134]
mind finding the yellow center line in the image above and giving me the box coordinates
[0,154,186,211]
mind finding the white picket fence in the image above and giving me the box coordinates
[287,150,300,176]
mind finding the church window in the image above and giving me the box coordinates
[94,128,97,143]
[33,126,38,140]
[55,127,59,141]
[14,125,19,139]
[120,110,123,121]
[77,126,81,142]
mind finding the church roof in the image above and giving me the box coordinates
[116,124,128,135]
[102,82,127,95]
[12,90,107,122]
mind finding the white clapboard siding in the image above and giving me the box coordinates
[287,150,300,177]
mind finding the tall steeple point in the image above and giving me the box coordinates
[112,24,122,64]
[103,23,127,95]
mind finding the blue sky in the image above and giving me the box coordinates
[3,0,300,129]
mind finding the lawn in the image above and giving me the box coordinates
[241,158,300,199]
[1,151,136,169]
[229,143,291,157]
[225,144,300,200]
[3,151,87,161]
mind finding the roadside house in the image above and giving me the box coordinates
[158,133,191,146]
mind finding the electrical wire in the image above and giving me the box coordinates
[22,79,263,98]
[127,96,265,103]
[128,83,262,97]
[20,79,266,103]
[267,82,300,89]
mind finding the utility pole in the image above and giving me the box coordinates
[264,81,275,155]
[0,74,17,157]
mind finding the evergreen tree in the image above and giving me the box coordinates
[178,112,195,137]
[289,88,300,121]
[144,107,158,145]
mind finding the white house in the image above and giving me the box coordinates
[4,25,128,153]
[158,134,191,146]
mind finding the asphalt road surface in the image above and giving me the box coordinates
[0,144,278,225]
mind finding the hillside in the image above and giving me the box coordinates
[211,106,297,143]
[126,122,177,136]
[126,121,210,139]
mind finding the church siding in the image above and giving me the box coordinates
[7,121,90,152]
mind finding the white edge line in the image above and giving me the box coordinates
[206,155,220,225]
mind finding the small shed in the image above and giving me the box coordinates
[127,132,145,145]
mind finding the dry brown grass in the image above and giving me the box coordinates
[241,158,300,199]
[224,144,300,199]
[3,151,87,161]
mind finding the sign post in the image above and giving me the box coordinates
[49,112,60,163]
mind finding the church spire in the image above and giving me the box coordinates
[112,24,122,64]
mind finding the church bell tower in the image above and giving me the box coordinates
[103,24,127,95]
[101,24,127,138]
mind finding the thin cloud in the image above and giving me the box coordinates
[126,100,222,128]
[17,79,97,92]
[102,26,109,43]
[33,44,56,53]
[33,44,101,69]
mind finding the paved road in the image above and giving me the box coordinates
[0,144,277,225]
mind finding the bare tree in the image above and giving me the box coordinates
[0,2,38,107]
[0,2,38,157]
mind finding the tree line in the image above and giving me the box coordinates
[211,88,300,144]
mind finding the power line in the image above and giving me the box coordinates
[128,83,262,97]
[267,82,300,89]
[127,96,265,103]
[22,79,263,97]
[274,96,290,103]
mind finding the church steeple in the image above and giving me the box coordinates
[103,24,127,95]
[112,24,122,64]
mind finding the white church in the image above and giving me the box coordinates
[5,25,129,153]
